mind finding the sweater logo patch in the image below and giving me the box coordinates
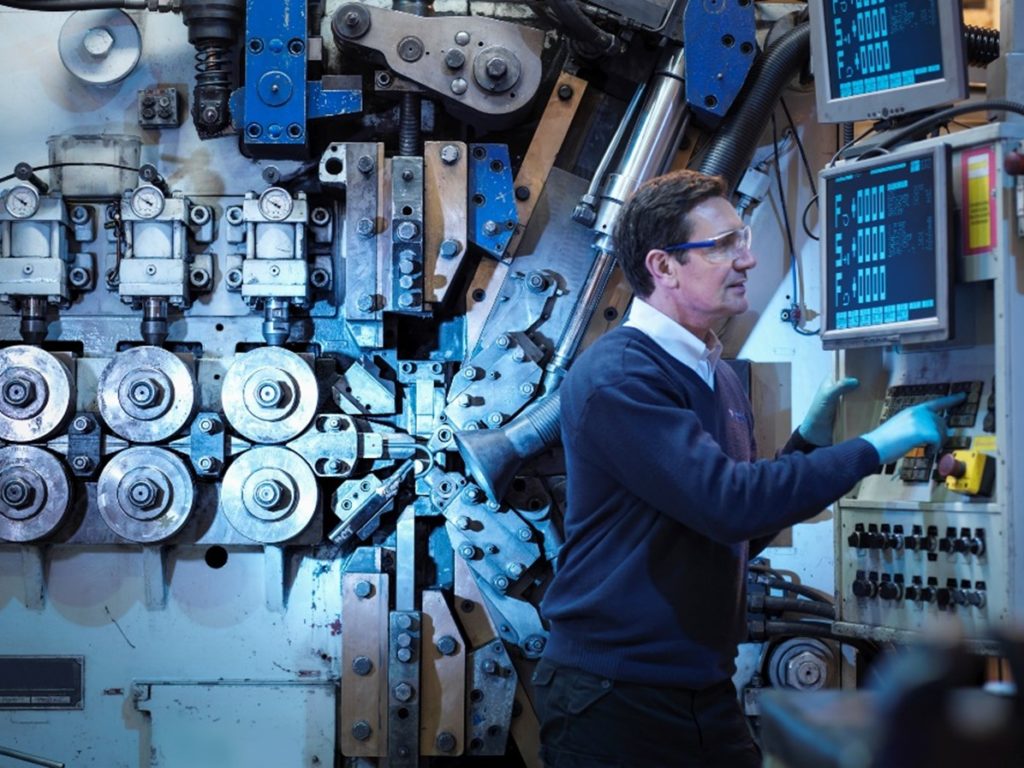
[727,408,748,424]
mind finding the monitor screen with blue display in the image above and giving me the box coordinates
[809,0,967,124]
[819,143,951,349]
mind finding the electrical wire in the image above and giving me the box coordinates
[752,575,833,604]
[0,161,140,185]
[771,113,818,337]
[780,97,820,242]
[801,194,819,242]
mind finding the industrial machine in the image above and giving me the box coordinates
[0,1,1017,766]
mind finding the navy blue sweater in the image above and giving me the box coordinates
[541,327,879,688]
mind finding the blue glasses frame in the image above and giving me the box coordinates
[661,225,752,262]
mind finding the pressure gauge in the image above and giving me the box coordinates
[258,187,294,221]
[129,184,165,219]
[4,184,40,219]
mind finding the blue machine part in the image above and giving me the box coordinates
[232,0,362,158]
[468,144,519,260]
[683,0,757,126]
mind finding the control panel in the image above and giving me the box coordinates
[834,125,1024,640]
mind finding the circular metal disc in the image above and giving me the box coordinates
[222,348,318,444]
[96,447,194,543]
[58,10,142,86]
[221,447,318,543]
[98,347,196,443]
[0,446,72,542]
[0,346,75,443]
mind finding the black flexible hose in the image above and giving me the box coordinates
[754,575,834,604]
[760,597,836,619]
[964,25,1000,68]
[548,0,618,57]
[698,22,810,193]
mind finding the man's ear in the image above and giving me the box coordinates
[644,249,677,289]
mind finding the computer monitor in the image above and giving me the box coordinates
[809,0,968,124]
[819,143,951,350]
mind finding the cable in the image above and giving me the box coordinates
[771,113,818,337]
[752,574,834,604]
[759,596,836,619]
[780,96,820,243]
[875,100,1024,153]
[0,161,140,186]
[801,194,819,241]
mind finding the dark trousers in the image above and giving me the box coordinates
[532,659,762,768]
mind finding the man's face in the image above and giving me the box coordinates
[664,197,757,330]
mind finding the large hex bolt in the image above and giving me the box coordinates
[127,378,163,409]
[1,377,36,408]
[439,239,460,259]
[396,221,420,242]
[83,26,115,58]
[252,479,290,512]
[786,651,826,689]
[1,476,35,510]
[351,720,372,741]
[440,144,461,164]
[486,57,508,79]
[253,379,291,410]
[435,635,458,656]
[352,656,373,676]
[128,478,162,510]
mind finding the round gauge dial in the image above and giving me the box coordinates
[4,184,40,219]
[130,184,165,219]
[258,187,294,222]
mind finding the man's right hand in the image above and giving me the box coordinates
[861,393,966,465]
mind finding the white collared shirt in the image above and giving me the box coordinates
[623,298,722,390]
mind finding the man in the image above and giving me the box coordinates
[533,170,961,767]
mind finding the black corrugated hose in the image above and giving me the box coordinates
[965,25,1000,68]
[548,0,618,57]
[698,22,810,193]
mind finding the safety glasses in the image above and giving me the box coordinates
[660,224,752,263]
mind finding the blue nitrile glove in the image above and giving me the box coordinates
[798,377,860,446]
[861,393,966,464]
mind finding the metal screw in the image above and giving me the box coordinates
[506,562,525,579]
[525,635,546,654]
[439,238,460,259]
[351,720,371,741]
[487,411,503,426]
[463,487,482,504]
[495,334,511,348]
[459,544,476,560]
[197,456,216,472]
[486,57,508,79]
[396,647,413,663]
[455,30,471,46]
[456,515,471,530]
[83,26,114,57]
[393,682,414,702]
[492,575,509,591]
[482,659,498,675]
[436,635,458,656]
[252,479,286,510]
[558,84,574,100]
[356,217,375,237]
[444,48,465,70]
[128,479,160,509]
[357,154,375,174]
[396,221,419,241]
[450,78,468,95]
[397,36,424,62]
[527,272,549,292]
[198,418,215,433]
[401,168,415,183]
[462,365,479,381]
[440,144,461,165]
[517,528,532,541]
[398,293,417,308]
[72,416,91,433]
[71,456,92,471]
[354,580,372,599]
[128,379,161,408]
[255,380,284,408]
[519,382,535,397]
[436,732,457,753]
[483,220,499,236]
[71,205,90,223]
[357,294,375,312]
[352,656,373,676]
[458,393,472,408]
[515,185,531,201]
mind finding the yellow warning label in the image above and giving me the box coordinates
[965,152,993,252]
[974,435,997,453]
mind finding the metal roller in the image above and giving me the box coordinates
[98,346,196,443]
[221,446,318,543]
[0,446,73,542]
[96,447,195,543]
[222,347,318,444]
[0,346,75,443]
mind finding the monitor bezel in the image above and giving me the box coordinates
[809,0,968,125]
[819,142,952,351]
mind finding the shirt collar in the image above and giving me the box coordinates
[624,298,723,382]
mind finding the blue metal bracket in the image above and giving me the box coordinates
[467,144,518,260]
[232,0,362,159]
[683,0,757,126]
